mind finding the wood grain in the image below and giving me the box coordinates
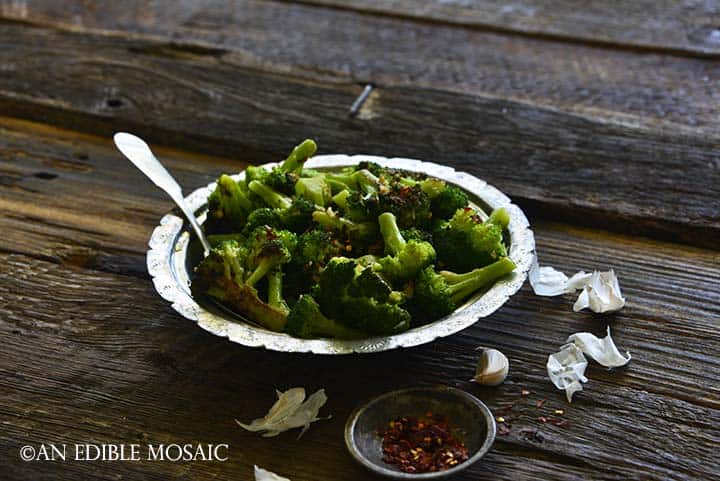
[0,25,718,248]
[0,233,718,481]
[1,1,718,131]
[282,0,720,56]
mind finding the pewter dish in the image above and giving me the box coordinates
[147,155,535,354]
[344,386,496,478]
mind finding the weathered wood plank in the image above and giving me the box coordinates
[283,0,720,56]
[0,116,718,404]
[1,1,718,131]
[1,117,719,481]
[0,19,719,248]
[1,240,718,481]
[5,0,719,57]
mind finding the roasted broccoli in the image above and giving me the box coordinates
[285,294,362,339]
[314,257,411,335]
[312,208,380,253]
[433,207,510,272]
[411,257,517,321]
[193,239,289,332]
[194,140,517,339]
[374,212,436,283]
[244,139,317,195]
[205,174,254,233]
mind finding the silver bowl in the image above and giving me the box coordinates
[147,155,535,354]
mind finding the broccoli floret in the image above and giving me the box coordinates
[314,257,411,335]
[429,184,469,220]
[241,208,283,236]
[285,294,362,339]
[280,197,316,233]
[293,230,344,270]
[244,227,296,286]
[246,140,317,195]
[341,296,411,335]
[411,257,516,321]
[377,183,432,228]
[433,207,510,272]
[374,212,436,283]
[325,169,379,194]
[401,228,432,243]
[313,208,380,254]
[354,161,388,178]
[205,174,254,233]
[193,240,288,332]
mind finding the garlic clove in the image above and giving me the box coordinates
[471,348,509,386]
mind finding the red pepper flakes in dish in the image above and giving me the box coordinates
[379,413,469,473]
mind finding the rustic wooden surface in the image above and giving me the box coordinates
[0,2,718,480]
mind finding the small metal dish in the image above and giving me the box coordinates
[146,155,535,354]
[344,386,496,478]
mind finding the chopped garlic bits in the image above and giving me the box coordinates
[547,343,588,403]
[529,257,625,313]
[568,326,631,368]
[255,465,291,481]
[548,327,631,402]
[237,388,329,438]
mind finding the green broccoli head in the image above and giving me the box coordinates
[244,226,297,286]
[294,230,345,270]
[430,184,469,220]
[241,208,283,236]
[433,207,510,272]
[193,239,288,332]
[285,294,362,339]
[377,183,432,228]
[205,174,253,233]
[313,257,411,336]
[280,197,316,233]
[374,212,436,283]
[312,208,381,254]
[411,257,516,322]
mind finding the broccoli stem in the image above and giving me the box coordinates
[442,257,516,304]
[326,169,379,192]
[332,189,351,209]
[267,269,289,314]
[488,207,510,229]
[378,212,406,255]
[222,242,245,282]
[280,139,317,173]
[245,257,279,287]
[216,174,253,214]
[248,180,292,209]
[312,210,345,230]
[326,178,351,194]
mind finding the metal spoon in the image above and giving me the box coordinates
[113,132,211,256]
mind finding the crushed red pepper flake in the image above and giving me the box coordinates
[380,413,469,473]
[536,399,547,409]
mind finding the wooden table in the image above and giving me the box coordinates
[1,2,718,480]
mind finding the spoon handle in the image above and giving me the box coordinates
[113,132,212,255]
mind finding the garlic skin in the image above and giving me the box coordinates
[236,388,329,438]
[471,348,509,386]
[255,466,291,481]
